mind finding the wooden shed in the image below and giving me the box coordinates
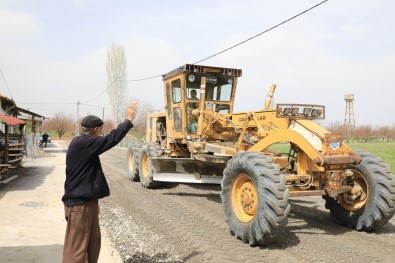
[0,114,25,174]
[0,95,26,178]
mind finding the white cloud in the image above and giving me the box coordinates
[0,8,40,38]
[1,1,394,126]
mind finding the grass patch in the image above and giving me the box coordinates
[128,130,144,140]
[267,143,290,153]
[347,142,395,173]
[267,141,394,173]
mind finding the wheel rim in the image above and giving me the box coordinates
[339,169,368,211]
[141,153,150,178]
[231,174,258,223]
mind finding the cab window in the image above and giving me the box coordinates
[173,107,182,132]
[186,74,233,102]
[205,76,232,101]
[186,103,198,134]
[166,82,172,119]
[172,79,181,103]
[211,104,230,114]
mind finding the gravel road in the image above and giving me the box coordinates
[99,147,395,263]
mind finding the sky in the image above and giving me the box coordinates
[0,0,394,127]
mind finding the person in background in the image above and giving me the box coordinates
[187,89,199,133]
[190,89,198,100]
[62,103,137,263]
[39,132,49,147]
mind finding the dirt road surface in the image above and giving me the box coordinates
[99,147,395,263]
[1,141,395,263]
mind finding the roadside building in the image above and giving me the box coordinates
[0,94,46,180]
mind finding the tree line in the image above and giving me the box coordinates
[325,121,395,142]
[40,99,157,139]
[41,105,395,143]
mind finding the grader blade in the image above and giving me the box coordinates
[151,157,225,184]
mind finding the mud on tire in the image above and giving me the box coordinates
[221,152,290,245]
[139,142,163,189]
[126,140,142,181]
[323,151,395,230]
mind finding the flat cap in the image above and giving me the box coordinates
[81,115,104,128]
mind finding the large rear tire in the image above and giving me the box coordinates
[221,152,290,245]
[126,140,142,181]
[139,143,163,189]
[323,151,395,230]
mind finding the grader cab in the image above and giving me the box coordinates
[126,64,395,245]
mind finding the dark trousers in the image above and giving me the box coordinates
[63,199,101,263]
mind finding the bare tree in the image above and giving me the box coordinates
[106,43,128,124]
[325,121,353,142]
[375,125,390,141]
[42,113,75,139]
[326,121,345,134]
[325,122,395,143]
[128,97,158,134]
[354,124,373,142]
[102,119,116,135]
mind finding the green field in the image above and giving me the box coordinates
[269,141,394,173]
[347,141,394,173]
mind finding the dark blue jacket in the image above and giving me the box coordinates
[62,120,133,206]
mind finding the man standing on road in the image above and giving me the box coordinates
[62,103,137,263]
[40,132,49,147]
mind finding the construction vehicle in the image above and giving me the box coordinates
[126,64,395,245]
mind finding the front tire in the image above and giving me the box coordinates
[139,143,163,189]
[323,151,395,230]
[221,152,290,245]
[126,140,142,181]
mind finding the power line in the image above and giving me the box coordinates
[18,102,109,111]
[82,0,329,103]
[18,102,75,105]
[193,0,329,64]
[80,102,109,109]
[83,73,162,103]
[0,68,14,99]
[81,88,108,104]
[194,0,329,64]
[124,0,329,82]
[81,78,118,104]
[126,74,163,82]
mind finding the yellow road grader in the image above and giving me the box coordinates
[126,64,395,245]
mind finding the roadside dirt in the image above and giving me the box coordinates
[98,147,395,263]
[0,143,122,263]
